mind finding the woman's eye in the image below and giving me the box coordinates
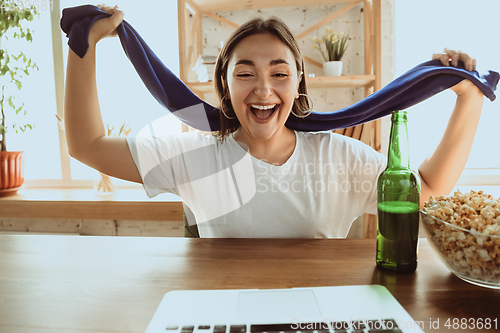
[273,73,289,78]
[236,73,253,78]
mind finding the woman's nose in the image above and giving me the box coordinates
[254,77,273,99]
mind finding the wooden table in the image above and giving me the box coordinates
[0,236,498,333]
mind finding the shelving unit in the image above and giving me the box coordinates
[177,0,382,238]
[177,0,381,148]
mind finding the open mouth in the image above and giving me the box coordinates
[249,104,279,121]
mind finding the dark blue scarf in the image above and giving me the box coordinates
[61,5,499,132]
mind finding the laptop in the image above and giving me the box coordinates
[145,285,425,333]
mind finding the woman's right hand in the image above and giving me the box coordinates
[88,4,124,45]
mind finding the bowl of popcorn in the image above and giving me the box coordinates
[421,190,500,289]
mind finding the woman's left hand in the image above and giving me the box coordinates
[432,48,476,71]
[432,48,481,97]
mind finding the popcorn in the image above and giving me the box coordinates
[422,190,500,285]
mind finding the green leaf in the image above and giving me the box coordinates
[15,102,24,114]
[0,0,40,135]
[7,96,15,109]
[8,70,15,81]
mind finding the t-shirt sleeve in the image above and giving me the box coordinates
[127,130,220,199]
[126,133,180,198]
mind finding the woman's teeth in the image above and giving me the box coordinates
[250,104,277,120]
[250,104,276,110]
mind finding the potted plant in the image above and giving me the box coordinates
[309,27,348,76]
[0,1,38,195]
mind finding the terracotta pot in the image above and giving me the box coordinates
[0,151,25,195]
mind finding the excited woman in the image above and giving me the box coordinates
[64,5,484,238]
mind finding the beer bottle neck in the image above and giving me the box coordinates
[387,111,410,170]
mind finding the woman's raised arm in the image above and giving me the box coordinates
[64,5,142,183]
[418,49,484,206]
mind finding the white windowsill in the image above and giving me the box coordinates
[456,168,500,186]
[0,187,183,221]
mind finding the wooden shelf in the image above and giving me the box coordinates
[187,75,375,94]
[302,75,376,88]
[191,0,360,12]
[186,82,216,94]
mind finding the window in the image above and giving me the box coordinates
[11,0,180,187]
[394,0,500,185]
[5,3,60,180]
[14,0,498,188]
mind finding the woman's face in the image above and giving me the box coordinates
[226,33,301,142]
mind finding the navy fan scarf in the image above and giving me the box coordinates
[60,5,499,132]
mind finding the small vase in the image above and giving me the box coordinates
[94,172,116,197]
[323,61,343,76]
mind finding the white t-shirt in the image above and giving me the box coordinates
[127,130,387,238]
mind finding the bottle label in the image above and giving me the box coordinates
[377,201,419,214]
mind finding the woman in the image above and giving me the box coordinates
[64,5,484,237]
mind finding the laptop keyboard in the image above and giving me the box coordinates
[166,320,403,333]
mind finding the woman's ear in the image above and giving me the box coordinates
[296,71,303,96]
[221,74,230,99]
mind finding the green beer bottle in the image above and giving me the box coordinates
[376,110,420,273]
